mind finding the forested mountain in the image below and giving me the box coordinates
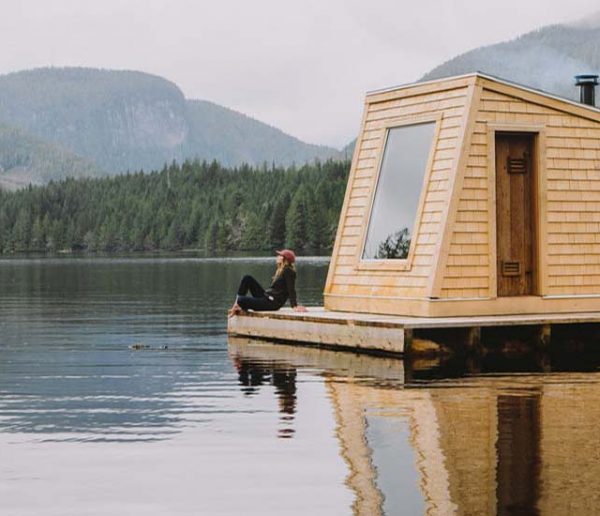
[0,159,349,254]
[422,15,600,100]
[0,123,100,190]
[184,99,337,167]
[0,68,340,187]
[0,68,188,173]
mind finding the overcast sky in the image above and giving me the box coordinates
[0,0,598,148]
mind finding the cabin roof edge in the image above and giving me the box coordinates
[367,72,600,119]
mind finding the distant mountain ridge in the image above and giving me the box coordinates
[184,99,336,167]
[421,17,600,100]
[0,67,340,189]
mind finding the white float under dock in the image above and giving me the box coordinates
[227,307,600,356]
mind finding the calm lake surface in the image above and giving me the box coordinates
[2,256,600,515]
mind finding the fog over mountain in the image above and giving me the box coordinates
[422,14,600,100]
[0,68,339,189]
[342,14,600,157]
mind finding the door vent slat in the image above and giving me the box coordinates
[507,157,527,174]
[502,261,521,276]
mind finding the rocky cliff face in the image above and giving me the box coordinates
[116,99,187,149]
[98,96,188,171]
[0,68,190,172]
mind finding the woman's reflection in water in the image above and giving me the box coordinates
[233,357,297,438]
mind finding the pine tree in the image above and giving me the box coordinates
[13,208,32,251]
[165,220,181,250]
[307,191,328,253]
[286,189,308,251]
[216,222,229,253]
[83,231,96,252]
[269,195,289,250]
[205,220,218,253]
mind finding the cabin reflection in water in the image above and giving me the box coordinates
[229,339,600,515]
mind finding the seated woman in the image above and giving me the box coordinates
[228,249,307,317]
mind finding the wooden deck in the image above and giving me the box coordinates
[227,307,600,355]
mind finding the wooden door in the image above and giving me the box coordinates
[495,133,536,297]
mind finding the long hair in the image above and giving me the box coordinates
[273,257,296,282]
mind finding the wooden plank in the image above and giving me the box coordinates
[546,136,600,149]
[324,291,600,318]
[366,97,466,122]
[354,169,374,179]
[431,159,455,171]
[230,306,600,331]
[344,216,363,227]
[438,126,463,139]
[535,129,548,296]
[355,157,376,169]
[442,277,488,289]
[348,197,369,208]
[330,283,427,298]
[357,148,379,160]
[480,79,600,124]
[444,265,489,277]
[364,111,464,133]
[332,274,430,288]
[342,226,362,237]
[349,188,370,199]
[486,128,498,298]
[366,76,473,104]
[428,81,484,298]
[228,311,406,354]
[351,178,371,189]
[366,90,467,118]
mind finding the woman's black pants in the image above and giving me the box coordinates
[236,275,280,311]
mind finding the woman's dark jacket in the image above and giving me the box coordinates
[265,267,297,308]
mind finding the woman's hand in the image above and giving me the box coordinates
[293,305,308,312]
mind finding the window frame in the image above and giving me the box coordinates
[356,113,442,272]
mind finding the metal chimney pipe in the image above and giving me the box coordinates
[575,74,599,106]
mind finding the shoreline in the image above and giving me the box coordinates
[0,250,332,261]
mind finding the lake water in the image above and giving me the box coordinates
[2,256,600,515]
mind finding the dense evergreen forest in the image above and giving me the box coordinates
[0,159,350,255]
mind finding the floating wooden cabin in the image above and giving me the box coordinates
[325,72,600,317]
[229,72,600,354]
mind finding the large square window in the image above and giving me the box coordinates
[362,121,436,260]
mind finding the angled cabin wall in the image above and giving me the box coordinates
[324,77,476,315]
